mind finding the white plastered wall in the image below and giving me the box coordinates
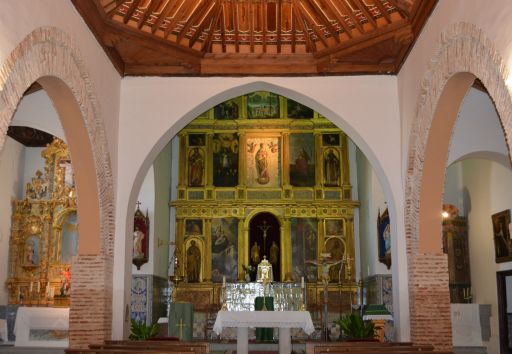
[444,159,512,354]
[114,76,408,339]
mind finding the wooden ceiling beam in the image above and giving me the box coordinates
[291,4,296,53]
[372,0,392,24]
[321,0,353,39]
[336,0,365,35]
[296,1,329,49]
[292,0,316,53]
[137,0,161,29]
[123,0,142,24]
[202,3,223,52]
[352,0,377,29]
[163,1,196,39]
[177,0,214,44]
[188,2,218,48]
[262,1,267,53]
[106,0,128,17]
[234,2,240,53]
[386,0,410,19]
[249,1,255,53]
[306,0,341,43]
[277,1,282,53]
[151,0,176,33]
[220,2,226,52]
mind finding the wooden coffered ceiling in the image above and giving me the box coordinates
[73,0,437,76]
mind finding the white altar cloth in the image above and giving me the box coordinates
[14,307,69,347]
[214,311,314,354]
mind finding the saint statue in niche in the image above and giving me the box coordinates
[255,143,269,184]
[133,229,145,259]
[269,241,279,266]
[251,241,261,265]
[188,147,204,187]
[186,240,201,283]
[324,148,340,186]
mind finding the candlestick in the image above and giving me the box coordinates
[29,281,33,293]
[222,276,226,287]
[301,276,305,288]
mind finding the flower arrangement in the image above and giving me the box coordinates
[242,264,256,281]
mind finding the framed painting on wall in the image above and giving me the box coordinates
[247,91,280,119]
[492,209,512,263]
[214,97,242,120]
[211,218,238,282]
[287,98,314,119]
[378,208,391,269]
[246,137,280,187]
[212,133,239,187]
[289,134,315,187]
[291,218,318,282]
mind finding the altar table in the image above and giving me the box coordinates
[14,307,69,347]
[213,311,314,354]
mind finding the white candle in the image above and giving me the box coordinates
[46,282,50,297]
[301,276,305,288]
[222,276,226,287]
[29,281,33,293]
[37,281,40,293]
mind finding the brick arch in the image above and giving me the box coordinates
[406,22,512,350]
[0,27,115,347]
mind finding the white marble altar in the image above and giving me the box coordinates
[451,303,490,347]
[14,307,69,347]
[214,311,314,354]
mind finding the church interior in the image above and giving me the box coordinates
[1,1,512,354]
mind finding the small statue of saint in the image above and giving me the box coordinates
[250,241,261,265]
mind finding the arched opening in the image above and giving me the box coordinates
[249,212,281,281]
[125,87,402,343]
[405,23,512,351]
[0,28,114,348]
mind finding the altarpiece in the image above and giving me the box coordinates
[170,92,359,322]
[6,138,77,307]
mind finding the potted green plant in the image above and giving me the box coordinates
[129,319,159,340]
[334,313,375,341]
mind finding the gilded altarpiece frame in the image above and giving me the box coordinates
[170,92,358,313]
[7,139,77,306]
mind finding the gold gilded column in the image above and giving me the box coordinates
[314,133,322,187]
[204,219,212,282]
[176,218,185,278]
[238,218,247,281]
[282,133,290,187]
[281,218,292,281]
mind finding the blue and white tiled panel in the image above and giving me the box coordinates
[131,275,151,325]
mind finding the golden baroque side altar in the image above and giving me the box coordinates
[6,138,77,307]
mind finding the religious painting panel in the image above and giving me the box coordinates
[214,96,242,120]
[23,235,40,267]
[211,218,238,282]
[323,147,341,187]
[247,91,280,119]
[187,147,205,187]
[322,133,340,146]
[378,208,391,269]
[289,134,315,187]
[287,98,314,119]
[492,209,512,263]
[188,133,206,147]
[185,238,203,283]
[213,133,239,187]
[323,236,346,283]
[60,212,78,264]
[325,219,344,237]
[246,137,280,187]
[291,218,318,283]
[185,219,203,238]
[133,205,150,270]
